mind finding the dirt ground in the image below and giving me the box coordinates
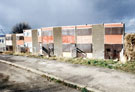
[0,63,79,92]
[1,54,135,92]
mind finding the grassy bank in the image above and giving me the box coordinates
[2,52,135,74]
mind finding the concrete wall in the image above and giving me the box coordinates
[32,30,39,54]
[53,27,62,57]
[37,29,42,55]
[92,24,105,59]
[12,34,16,53]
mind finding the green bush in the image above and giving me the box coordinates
[81,88,89,92]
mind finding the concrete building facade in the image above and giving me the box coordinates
[62,26,76,58]
[39,23,124,59]
[20,23,125,60]
[76,25,92,58]
[23,29,33,53]
[5,34,16,52]
[41,27,54,56]
[0,35,6,52]
[23,29,41,54]
[104,23,125,59]
[16,34,24,52]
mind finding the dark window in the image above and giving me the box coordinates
[106,49,111,52]
[19,36,24,40]
[105,27,123,35]
[16,36,24,40]
[77,28,92,36]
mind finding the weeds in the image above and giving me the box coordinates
[81,88,89,92]
[4,52,135,74]
[41,74,82,91]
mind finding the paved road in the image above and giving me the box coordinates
[0,62,79,92]
[0,54,135,92]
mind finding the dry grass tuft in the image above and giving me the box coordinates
[124,34,135,61]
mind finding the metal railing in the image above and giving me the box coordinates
[76,47,87,57]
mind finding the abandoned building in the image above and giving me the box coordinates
[1,23,125,60]
[29,22,124,59]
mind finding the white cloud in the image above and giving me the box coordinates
[122,18,135,33]
[127,18,135,27]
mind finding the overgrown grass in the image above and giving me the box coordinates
[3,52,135,74]
[114,61,135,73]
[3,51,13,55]
[58,57,135,74]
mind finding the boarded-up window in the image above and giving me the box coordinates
[62,44,76,52]
[77,28,92,36]
[77,44,92,53]
[105,27,124,35]
[42,31,53,36]
[62,29,75,36]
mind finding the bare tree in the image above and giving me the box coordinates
[12,22,31,33]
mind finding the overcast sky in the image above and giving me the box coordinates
[0,0,135,34]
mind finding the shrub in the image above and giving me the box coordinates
[81,88,89,92]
